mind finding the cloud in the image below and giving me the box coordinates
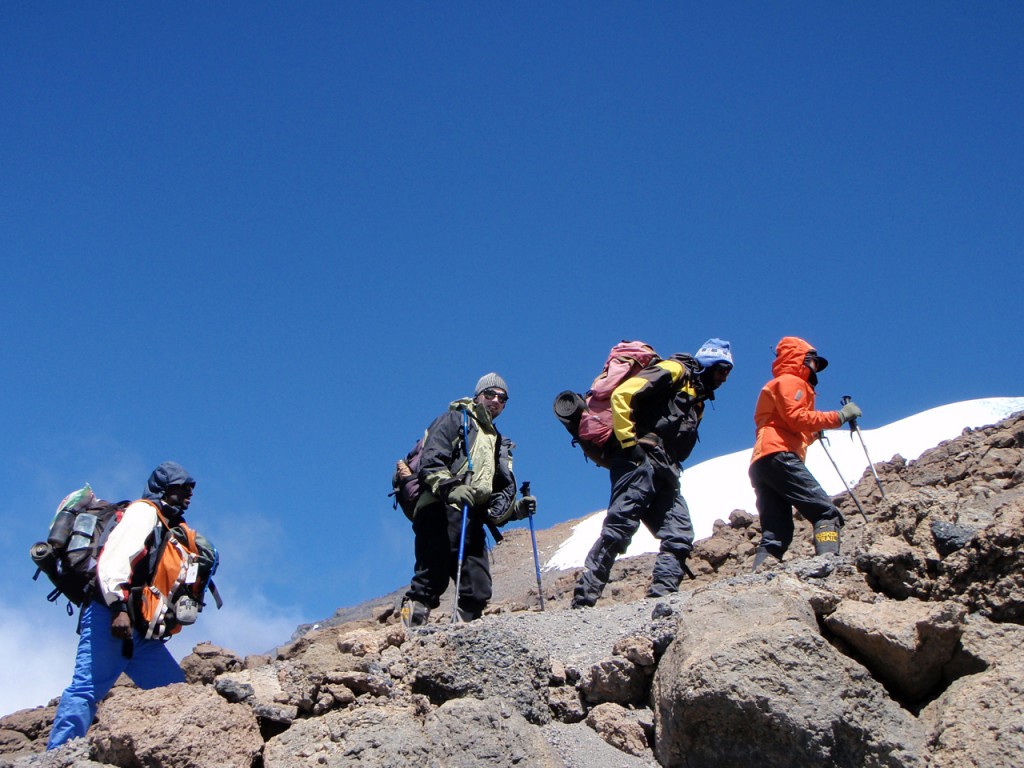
[178,585,304,660]
[0,585,303,719]
[0,598,81,716]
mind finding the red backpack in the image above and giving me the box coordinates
[554,341,659,467]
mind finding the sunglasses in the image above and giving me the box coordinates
[480,389,508,403]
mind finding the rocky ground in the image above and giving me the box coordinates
[3,412,1023,767]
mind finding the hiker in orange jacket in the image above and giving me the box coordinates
[749,337,861,570]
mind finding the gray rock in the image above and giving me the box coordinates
[652,579,927,767]
[930,520,975,557]
[578,658,648,706]
[263,697,562,767]
[405,622,552,724]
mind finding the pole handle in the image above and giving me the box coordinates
[840,394,859,432]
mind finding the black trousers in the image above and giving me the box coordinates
[406,500,491,614]
[749,451,842,556]
[574,453,694,606]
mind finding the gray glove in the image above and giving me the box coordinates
[447,484,479,509]
[838,401,862,425]
[512,496,537,520]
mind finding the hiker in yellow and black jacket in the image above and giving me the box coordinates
[401,374,536,627]
[572,340,733,608]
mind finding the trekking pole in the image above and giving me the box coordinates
[841,395,888,500]
[520,481,544,611]
[818,431,870,524]
[451,410,475,624]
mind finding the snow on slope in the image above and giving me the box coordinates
[547,397,1024,571]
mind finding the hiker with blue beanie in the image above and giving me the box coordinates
[47,462,201,750]
[572,339,733,608]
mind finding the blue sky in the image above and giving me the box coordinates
[2,3,1022,709]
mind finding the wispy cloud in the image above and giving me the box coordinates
[1,585,304,718]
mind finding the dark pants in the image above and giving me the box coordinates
[749,451,842,557]
[573,453,694,606]
[406,500,491,616]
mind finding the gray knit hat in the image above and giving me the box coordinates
[474,373,508,397]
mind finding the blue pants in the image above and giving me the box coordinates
[573,453,694,606]
[47,601,184,749]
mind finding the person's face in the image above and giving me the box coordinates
[707,364,731,391]
[475,387,508,419]
[163,484,194,511]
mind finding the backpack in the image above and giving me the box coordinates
[132,503,221,640]
[30,484,130,613]
[389,416,512,543]
[390,436,425,521]
[554,340,660,467]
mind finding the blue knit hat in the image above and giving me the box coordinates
[695,339,733,370]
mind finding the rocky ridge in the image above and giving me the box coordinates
[3,412,1024,767]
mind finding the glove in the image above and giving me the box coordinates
[624,444,647,464]
[512,496,537,520]
[838,401,862,425]
[447,484,479,509]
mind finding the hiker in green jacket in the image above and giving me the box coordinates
[401,374,536,627]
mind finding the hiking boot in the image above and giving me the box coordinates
[400,599,430,628]
[751,545,783,573]
[456,606,482,623]
[813,519,841,556]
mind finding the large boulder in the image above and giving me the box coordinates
[824,598,966,702]
[181,641,244,685]
[919,616,1024,768]
[263,697,562,768]
[652,577,926,768]
[89,682,261,768]
[403,623,552,724]
[0,707,54,756]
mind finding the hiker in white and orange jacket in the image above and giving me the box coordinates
[48,462,197,750]
[749,337,861,570]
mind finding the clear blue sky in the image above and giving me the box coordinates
[2,3,1022,687]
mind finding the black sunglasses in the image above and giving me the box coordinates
[480,389,508,403]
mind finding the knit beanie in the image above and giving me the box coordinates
[695,339,734,370]
[474,373,509,397]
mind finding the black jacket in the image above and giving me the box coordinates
[417,401,516,521]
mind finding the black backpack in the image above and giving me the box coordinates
[30,485,130,613]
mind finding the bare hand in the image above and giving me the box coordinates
[110,612,132,640]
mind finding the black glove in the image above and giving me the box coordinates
[512,496,537,520]
[623,444,647,464]
[838,401,862,425]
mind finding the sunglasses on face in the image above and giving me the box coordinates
[480,389,508,403]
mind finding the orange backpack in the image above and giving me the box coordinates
[135,503,215,640]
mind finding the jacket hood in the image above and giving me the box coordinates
[143,461,196,502]
[771,337,816,380]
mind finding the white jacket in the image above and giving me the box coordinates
[97,500,161,609]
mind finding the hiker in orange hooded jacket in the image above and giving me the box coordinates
[749,337,861,570]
